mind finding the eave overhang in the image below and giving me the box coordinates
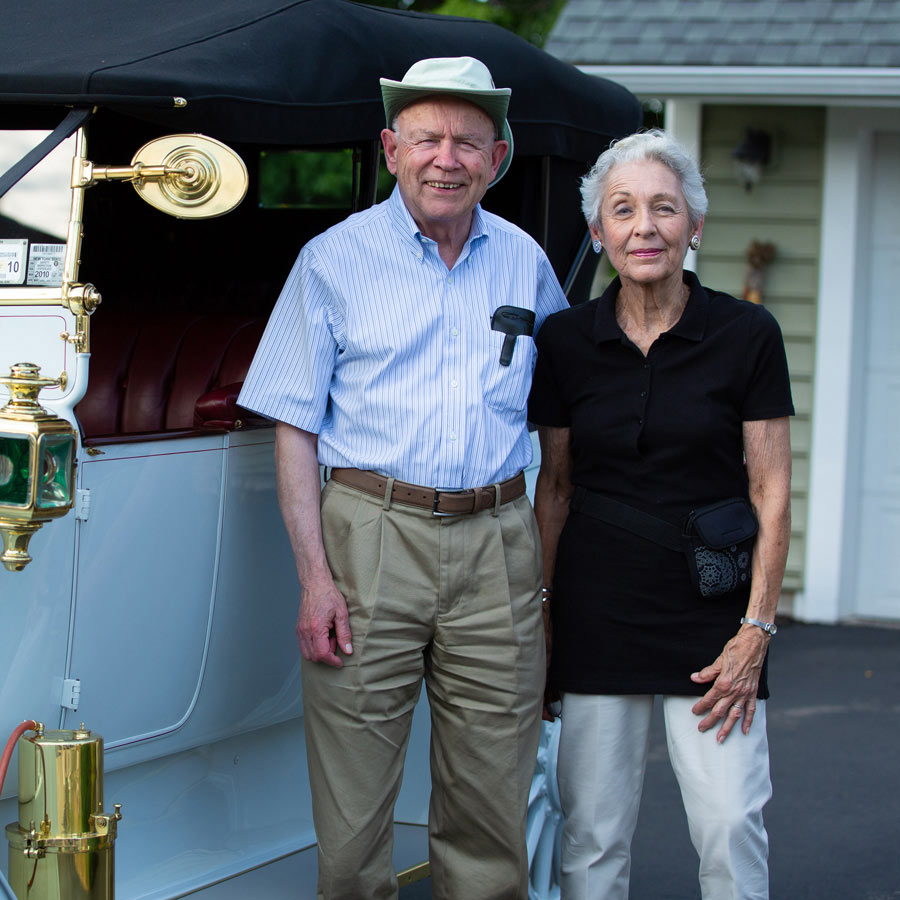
[577,66,900,106]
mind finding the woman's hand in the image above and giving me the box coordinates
[690,626,771,742]
[542,691,561,722]
[691,416,791,742]
[540,594,561,720]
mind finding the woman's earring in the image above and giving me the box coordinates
[592,239,603,254]
[689,234,701,251]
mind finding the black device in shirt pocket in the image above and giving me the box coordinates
[491,305,535,366]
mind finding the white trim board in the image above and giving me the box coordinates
[578,66,900,104]
[797,106,900,622]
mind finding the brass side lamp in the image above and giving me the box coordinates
[0,363,77,572]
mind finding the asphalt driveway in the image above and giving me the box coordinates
[402,620,900,900]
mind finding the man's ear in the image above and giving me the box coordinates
[490,140,509,179]
[381,128,399,176]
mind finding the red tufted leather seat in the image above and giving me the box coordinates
[76,313,266,444]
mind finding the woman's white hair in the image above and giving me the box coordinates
[580,129,708,230]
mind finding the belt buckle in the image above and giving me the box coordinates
[432,489,463,517]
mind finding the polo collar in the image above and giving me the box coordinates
[592,270,709,345]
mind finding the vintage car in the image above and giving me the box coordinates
[0,2,640,898]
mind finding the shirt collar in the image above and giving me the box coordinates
[386,184,488,259]
[592,269,709,345]
[386,184,422,252]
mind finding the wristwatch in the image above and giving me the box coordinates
[741,616,777,636]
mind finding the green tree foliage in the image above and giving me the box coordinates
[358,0,564,47]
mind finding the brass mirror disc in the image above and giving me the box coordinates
[131,134,248,219]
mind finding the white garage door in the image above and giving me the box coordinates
[854,132,900,620]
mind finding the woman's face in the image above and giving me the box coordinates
[591,159,701,289]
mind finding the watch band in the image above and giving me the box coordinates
[741,616,777,636]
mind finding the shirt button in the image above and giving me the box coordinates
[449,432,457,441]
[451,379,458,388]
[451,327,459,337]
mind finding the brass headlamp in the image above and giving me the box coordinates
[0,363,77,572]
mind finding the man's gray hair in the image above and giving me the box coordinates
[580,129,708,230]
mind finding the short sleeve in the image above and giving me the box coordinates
[237,246,341,431]
[528,312,571,427]
[741,304,795,421]
[534,254,569,330]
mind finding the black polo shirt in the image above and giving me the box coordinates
[529,271,794,697]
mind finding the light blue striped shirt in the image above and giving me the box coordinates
[239,185,567,489]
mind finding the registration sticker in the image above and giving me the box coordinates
[27,243,66,287]
[0,239,28,285]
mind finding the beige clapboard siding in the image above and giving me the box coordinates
[702,220,820,258]
[709,182,822,220]
[700,258,820,299]
[697,105,825,592]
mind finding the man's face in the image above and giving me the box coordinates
[381,97,508,240]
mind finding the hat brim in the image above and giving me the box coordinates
[380,81,514,187]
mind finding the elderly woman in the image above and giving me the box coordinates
[529,130,793,900]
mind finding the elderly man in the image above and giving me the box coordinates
[239,57,567,900]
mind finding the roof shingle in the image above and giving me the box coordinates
[545,0,900,67]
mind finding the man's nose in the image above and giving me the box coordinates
[433,139,462,169]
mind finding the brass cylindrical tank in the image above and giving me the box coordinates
[5,724,121,900]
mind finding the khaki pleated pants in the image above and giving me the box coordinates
[302,479,545,900]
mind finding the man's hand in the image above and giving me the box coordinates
[275,424,355,667]
[296,580,353,668]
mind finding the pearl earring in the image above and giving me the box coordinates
[592,239,603,254]
[690,235,701,251]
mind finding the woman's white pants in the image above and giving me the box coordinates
[557,694,771,900]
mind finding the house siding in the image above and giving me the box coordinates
[696,105,825,592]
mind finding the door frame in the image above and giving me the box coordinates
[798,106,900,622]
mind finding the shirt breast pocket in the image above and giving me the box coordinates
[482,333,536,413]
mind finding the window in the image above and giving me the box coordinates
[258,147,395,210]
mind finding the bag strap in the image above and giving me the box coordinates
[570,486,682,552]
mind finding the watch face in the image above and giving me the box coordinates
[766,623,778,635]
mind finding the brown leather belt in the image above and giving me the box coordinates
[329,468,527,516]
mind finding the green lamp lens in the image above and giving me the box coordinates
[0,434,33,507]
[36,434,74,508]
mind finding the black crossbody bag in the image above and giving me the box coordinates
[570,487,758,599]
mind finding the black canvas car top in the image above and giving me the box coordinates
[0,0,641,157]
